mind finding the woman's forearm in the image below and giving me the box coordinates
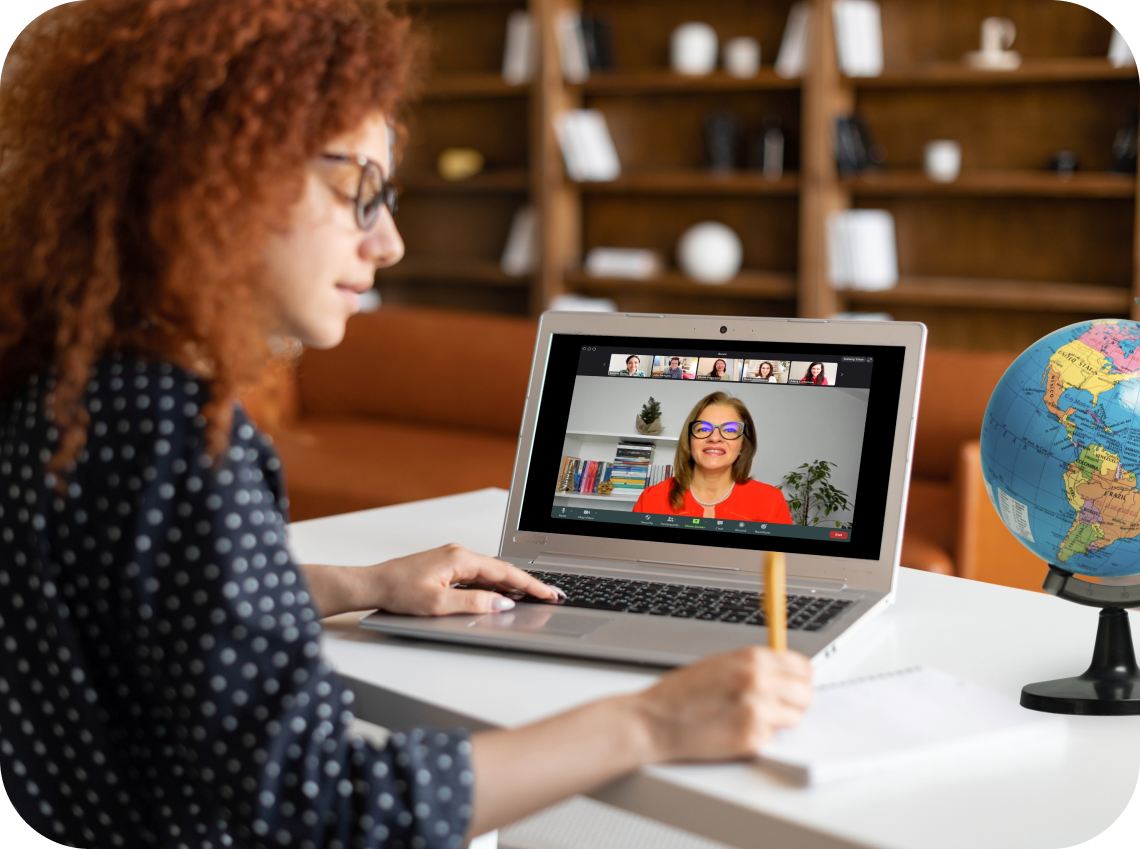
[465,693,656,837]
[300,563,366,618]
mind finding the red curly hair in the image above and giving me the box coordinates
[0,0,420,471]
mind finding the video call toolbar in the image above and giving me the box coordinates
[579,347,875,388]
[553,505,851,541]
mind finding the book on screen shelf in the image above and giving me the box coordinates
[616,441,654,462]
[610,461,650,492]
[648,464,674,487]
[557,458,618,495]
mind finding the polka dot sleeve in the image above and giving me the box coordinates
[0,359,474,849]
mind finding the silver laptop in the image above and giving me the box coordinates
[361,312,926,667]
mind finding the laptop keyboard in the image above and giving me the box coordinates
[510,570,854,632]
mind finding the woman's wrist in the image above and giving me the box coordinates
[300,563,370,618]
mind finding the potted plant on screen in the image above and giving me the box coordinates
[777,460,852,528]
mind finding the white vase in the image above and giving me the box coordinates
[677,222,743,284]
[671,23,718,75]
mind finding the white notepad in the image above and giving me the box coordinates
[758,666,1067,785]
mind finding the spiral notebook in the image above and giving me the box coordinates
[758,666,1067,785]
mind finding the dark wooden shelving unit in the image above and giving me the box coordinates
[576,69,800,95]
[843,276,1133,313]
[387,0,1140,349]
[842,169,1135,198]
[567,269,798,300]
[580,170,800,196]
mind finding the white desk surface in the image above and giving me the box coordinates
[292,488,1140,849]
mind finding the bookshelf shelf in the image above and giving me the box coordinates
[399,169,530,193]
[380,258,527,287]
[842,170,1136,199]
[581,170,800,196]
[553,491,642,502]
[576,69,801,95]
[843,277,1132,313]
[848,58,1137,89]
[421,73,527,100]
[566,430,680,443]
[568,269,797,301]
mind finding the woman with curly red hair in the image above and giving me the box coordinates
[0,1,811,846]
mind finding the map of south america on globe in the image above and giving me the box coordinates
[980,320,1140,578]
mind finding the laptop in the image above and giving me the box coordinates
[360,312,926,667]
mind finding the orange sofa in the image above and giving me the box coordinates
[242,307,538,522]
[243,307,1047,589]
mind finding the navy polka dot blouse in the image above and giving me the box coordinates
[0,357,473,848]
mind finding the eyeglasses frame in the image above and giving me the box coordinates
[319,152,399,230]
[689,420,747,440]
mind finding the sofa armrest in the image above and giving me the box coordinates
[955,440,1049,592]
[900,534,955,575]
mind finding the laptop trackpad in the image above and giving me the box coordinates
[468,608,604,640]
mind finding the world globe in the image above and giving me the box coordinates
[980,319,1140,579]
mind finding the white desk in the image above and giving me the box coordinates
[292,488,1140,849]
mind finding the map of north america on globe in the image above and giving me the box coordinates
[980,320,1140,578]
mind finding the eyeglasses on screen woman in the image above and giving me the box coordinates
[689,420,746,440]
[319,152,399,230]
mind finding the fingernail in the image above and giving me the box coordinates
[491,596,516,611]
[549,586,567,599]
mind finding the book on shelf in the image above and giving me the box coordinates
[553,110,621,182]
[832,0,883,78]
[826,209,898,291]
[584,248,663,280]
[555,9,590,83]
[556,455,579,492]
[502,11,537,85]
[501,205,538,277]
[580,15,615,72]
[616,440,655,462]
[775,2,811,79]
[1109,29,1136,68]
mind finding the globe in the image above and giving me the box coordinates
[980,319,1140,578]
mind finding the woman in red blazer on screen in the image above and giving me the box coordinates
[633,392,794,522]
[799,362,829,385]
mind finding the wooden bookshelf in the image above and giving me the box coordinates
[398,169,530,192]
[379,257,526,286]
[387,0,1140,349]
[577,69,800,95]
[421,73,528,99]
[580,170,799,196]
[843,277,1133,313]
[567,269,797,301]
[842,170,1135,199]
[849,58,1137,89]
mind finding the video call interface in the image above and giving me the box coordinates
[529,335,900,559]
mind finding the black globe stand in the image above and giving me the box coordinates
[1021,566,1140,715]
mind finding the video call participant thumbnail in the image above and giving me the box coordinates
[696,357,740,381]
[791,361,836,386]
[609,353,648,376]
[632,392,794,523]
[743,359,786,383]
[653,355,696,379]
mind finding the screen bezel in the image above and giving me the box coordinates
[500,313,926,594]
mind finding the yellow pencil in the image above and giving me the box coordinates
[764,551,787,651]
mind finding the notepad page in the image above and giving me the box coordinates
[758,666,1066,785]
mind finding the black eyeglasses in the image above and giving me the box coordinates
[690,420,746,440]
[320,152,399,230]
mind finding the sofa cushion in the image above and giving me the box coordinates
[912,348,1018,480]
[297,308,538,437]
[271,416,519,522]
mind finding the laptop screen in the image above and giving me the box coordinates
[517,332,907,561]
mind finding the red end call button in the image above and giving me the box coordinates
[830,531,848,539]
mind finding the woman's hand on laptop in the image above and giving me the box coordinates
[302,543,563,618]
[635,646,814,762]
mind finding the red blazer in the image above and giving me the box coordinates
[632,478,795,523]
